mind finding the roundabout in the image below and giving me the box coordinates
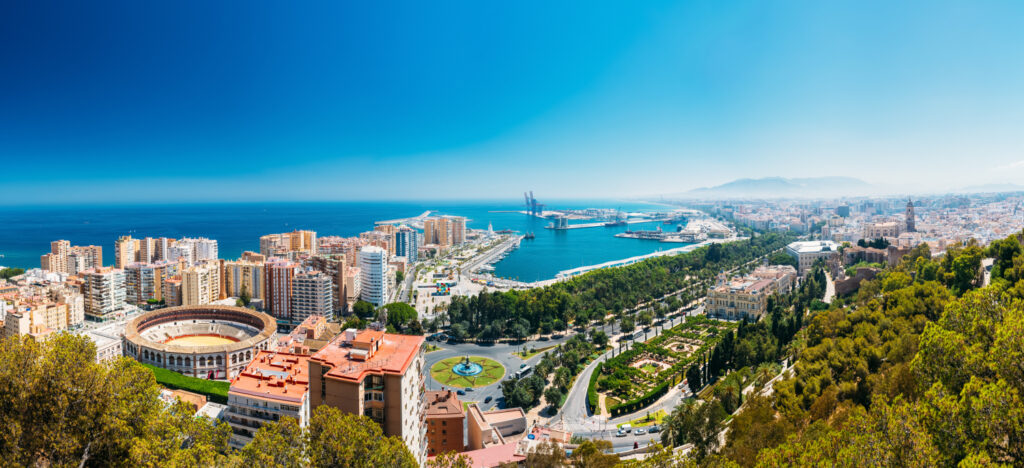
[431,356,505,388]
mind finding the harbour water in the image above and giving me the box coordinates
[0,200,690,282]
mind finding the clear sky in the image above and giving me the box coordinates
[4,1,1024,203]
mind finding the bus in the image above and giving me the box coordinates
[515,366,532,379]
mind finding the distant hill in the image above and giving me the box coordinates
[955,183,1024,194]
[683,176,873,199]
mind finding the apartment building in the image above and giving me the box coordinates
[260,230,317,259]
[358,246,389,307]
[114,235,138,269]
[374,224,397,255]
[425,390,465,456]
[449,217,466,245]
[226,351,311,449]
[222,259,266,302]
[81,267,128,320]
[290,271,334,324]
[40,240,70,274]
[309,254,348,313]
[181,261,221,306]
[124,261,178,305]
[309,329,427,466]
[265,258,299,321]
[394,226,418,263]
[41,241,102,275]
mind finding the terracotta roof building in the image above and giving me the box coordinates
[309,328,427,465]
[425,390,465,456]
[226,351,311,448]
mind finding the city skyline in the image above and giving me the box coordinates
[5,1,1024,203]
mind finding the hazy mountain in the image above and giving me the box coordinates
[954,183,1024,194]
[682,176,873,199]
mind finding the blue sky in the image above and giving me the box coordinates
[3,1,1024,203]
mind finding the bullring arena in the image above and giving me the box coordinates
[124,305,277,379]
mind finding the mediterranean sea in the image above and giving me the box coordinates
[0,200,688,282]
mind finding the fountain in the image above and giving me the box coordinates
[452,355,483,377]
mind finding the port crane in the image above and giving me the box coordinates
[523,191,544,216]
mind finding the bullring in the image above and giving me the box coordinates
[123,305,276,379]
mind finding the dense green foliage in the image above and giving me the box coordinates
[856,237,890,249]
[382,302,418,329]
[0,267,25,280]
[446,233,794,340]
[142,363,230,404]
[0,334,416,467]
[501,334,597,409]
[640,233,1024,467]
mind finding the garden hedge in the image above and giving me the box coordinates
[587,362,602,414]
[142,363,230,404]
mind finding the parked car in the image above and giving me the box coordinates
[620,424,632,433]
[635,428,647,435]
[484,396,493,403]
[615,430,627,437]
[648,425,661,433]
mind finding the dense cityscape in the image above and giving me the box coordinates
[2,188,1023,466]
[5,1,1024,466]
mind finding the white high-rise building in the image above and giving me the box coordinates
[358,246,389,307]
[167,243,195,266]
[175,237,219,264]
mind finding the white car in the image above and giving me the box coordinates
[635,428,647,435]
[615,430,627,437]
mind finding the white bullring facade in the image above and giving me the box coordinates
[123,305,276,379]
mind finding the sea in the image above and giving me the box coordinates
[0,200,690,282]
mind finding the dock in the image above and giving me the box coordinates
[375,210,433,225]
[544,219,663,230]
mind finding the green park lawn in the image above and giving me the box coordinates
[430,356,505,388]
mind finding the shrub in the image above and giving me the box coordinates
[587,363,602,414]
[142,363,230,404]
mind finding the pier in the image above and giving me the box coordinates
[375,210,433,226]
[543,219,664,230]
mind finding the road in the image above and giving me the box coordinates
[556,306,705,452]
[823,271,836,304]
[424,333,575,412]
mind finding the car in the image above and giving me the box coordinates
[620,424,632,433]
[648,425,661,433]
[484,396,493,404]
[520,363,527,368]
[465,387,473,392]
[615,430,627,437]
[635,428,647,435]
[456,390,466,395]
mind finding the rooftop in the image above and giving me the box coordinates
[310,329,424,382]
[787,240,839,254]
[229,351,310,404]
[425,390,463,417]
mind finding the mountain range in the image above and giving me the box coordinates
[681,176,874,199]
